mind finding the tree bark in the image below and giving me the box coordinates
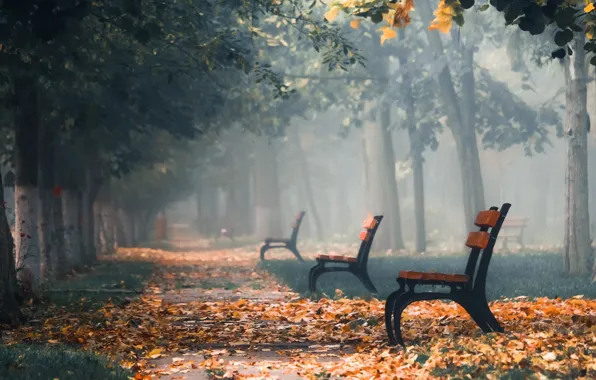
[292,126,324,241]
[380,104,405,250]
[51,182,67,278]
[81,166,100,263]
[13,73,41,292]
[95,182,116,255]
[562,34,591,275]
[564,37,591,273]
[62,189,82,268]
[253,136,283,239]
[418,0,485,232]
[398,30,427,253]
[37,118,55,280]
[0,172,21,323]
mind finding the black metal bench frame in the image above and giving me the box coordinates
[260,211,306,262]
[308,215,383,294]
[385,203,511,347]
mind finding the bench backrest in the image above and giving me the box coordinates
[356,215,384,267]
[502,217,528,229]
[290,211,306,242]
[463,203,511,293]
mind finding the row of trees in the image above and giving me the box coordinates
[192,0,594,280]
[0,0,361,322]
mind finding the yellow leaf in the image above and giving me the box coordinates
[512,352,525,363]
[148,348,162,359]
[350,19,360,29]
[585,3,595,12]
[379,26,397,45]
[48,339,59,344]
[324,7,340,22]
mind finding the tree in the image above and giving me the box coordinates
[327,0,593,277]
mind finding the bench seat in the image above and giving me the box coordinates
[316,254,357,263]
[398,270,469,283]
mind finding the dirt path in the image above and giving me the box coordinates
[127,244,350,379]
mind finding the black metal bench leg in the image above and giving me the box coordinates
[474,299,504,333]
[354,271,378,294]
[308,264,324,293]
[289,246,304,262]
[384,288,404,345]
[392,292,415,347]
[260,244,269,261]
[457,297,495,334]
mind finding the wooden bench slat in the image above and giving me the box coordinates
[465,231,490,249]
[474,210,500,228]
[398,270,469,283]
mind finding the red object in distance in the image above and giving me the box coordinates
[53,186,63,197]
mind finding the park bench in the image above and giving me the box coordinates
[260,211,306,262]
[308,214,383,294]
[500,216,528,249]
[384,203,511,347]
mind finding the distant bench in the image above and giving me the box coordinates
[500,216,528,249]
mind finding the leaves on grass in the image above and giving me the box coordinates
[4,247,595,379]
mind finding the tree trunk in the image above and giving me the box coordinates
[51,184,67,278]
[562,34,591,275]
[98,201,116,255]
[13,73,40,292]
[398,30,427,253]
[94,180,117,255]
[362,109,404,251]
[253,136,283,239]
[81,167,100,264]
[62,189,82,268]
[380,104,405,250]
[0,172,21,323]
[38,119,55,280]
[195,185,203,235]
[292,127,324,241]
[363,120,391,250]
[418,0,485,232]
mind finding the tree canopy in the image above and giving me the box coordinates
[325,0,596,63]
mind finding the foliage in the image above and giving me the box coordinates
[324,0,596,64]
[4,247,596,379]
[0,344,132,380]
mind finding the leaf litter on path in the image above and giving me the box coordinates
[3,246,595,379]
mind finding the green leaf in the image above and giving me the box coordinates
[370,11,383,24]
[478,4,490,11]
[555,8,576,29]
[454,14,465,27]
[460,0,475,10]
[554,29,573,46]
[551,48,566,59]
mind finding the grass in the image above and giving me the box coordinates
[0,344,132,380]
[43,261,154,311]
[259,252,596,300]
